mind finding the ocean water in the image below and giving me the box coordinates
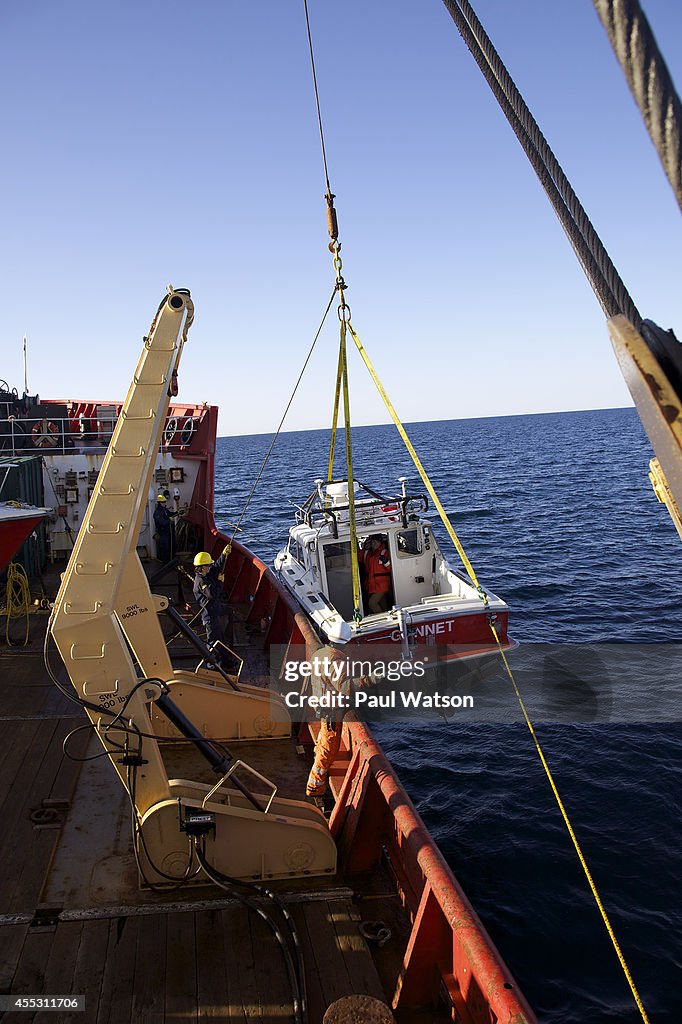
[214,408,681,1024]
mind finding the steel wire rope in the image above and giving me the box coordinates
[439,7,655,1011]
[303,0,332,198]
[442,0,642,327]
[229,287,336,544]
[594,0,682,212]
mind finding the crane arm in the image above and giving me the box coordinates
[50,289,194,816]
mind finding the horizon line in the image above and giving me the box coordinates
[218,403,635,440]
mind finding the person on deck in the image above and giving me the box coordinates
[360,534,393,614]
[192,545,232,663]
[305,645,351,799]
[153,494,177,564]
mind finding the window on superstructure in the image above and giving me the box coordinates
[396,528,422,557]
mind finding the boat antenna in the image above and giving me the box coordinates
[23,334,28,395]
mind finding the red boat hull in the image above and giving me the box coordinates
[0,513,47,574]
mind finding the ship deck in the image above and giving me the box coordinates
[0,582,438,1024]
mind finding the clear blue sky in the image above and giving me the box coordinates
[1,1,680,436]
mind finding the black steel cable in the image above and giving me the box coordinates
[302,0,332,197]
[594,0,682,212]
[442,0,642,327]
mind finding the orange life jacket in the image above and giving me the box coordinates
[364,546,392,595]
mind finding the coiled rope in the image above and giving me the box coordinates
[594,0,682,212]
[441,0,642,328]
[4,562,31,646]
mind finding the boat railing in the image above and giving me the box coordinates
[328,718,536,1022]
[0,415,199,457]
[302,495,429,533]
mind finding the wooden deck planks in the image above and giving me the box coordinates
[291,906,326,1024]
[328,900,386,1002]
[222,907,260,1021]
[131,912,168,1023]
[0,924,29,994]
[0,719,44,809]
[0,718,90,914]
[250,902,296,1023]
[96,917,140,1024]
[70,920,110,1023]
[301,902,354,1010]
[165,911,197,1024]
[1,930,56,1023]
[32,921,83,1024]
[195,909,233,1021]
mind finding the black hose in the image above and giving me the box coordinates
[194,841,306,1024]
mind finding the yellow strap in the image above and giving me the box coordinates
[489,625,650,1024]
[346,321,484,595]
[327,343,343,484]
[339,321,362,620]
[343,317,649,1024]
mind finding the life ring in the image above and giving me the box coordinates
[180,416,196,446]
[32,419,59,448]
[164,416,178,445]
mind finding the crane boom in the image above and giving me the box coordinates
[49,288,336,884]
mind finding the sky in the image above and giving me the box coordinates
[0,0,680,437]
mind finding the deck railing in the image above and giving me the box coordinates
[328,720,537,1023]
[0,415,200,458]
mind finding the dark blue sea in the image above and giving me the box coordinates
[214,408,681,1024]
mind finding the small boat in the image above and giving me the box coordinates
[274,476,513,662]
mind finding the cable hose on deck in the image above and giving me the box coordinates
[441,0,642,328]
[4,562,30,646]
[194,841,307,1024]
[229,287,336,544]
[594,0,682,212]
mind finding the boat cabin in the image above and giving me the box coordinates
[274,479,512,658]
